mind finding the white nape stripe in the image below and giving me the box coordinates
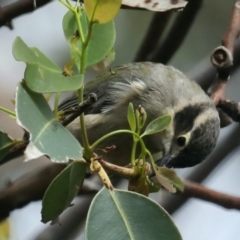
[192,108,219,131]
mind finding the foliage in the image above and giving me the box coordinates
[86,187,182,240]
[0,0,186,239]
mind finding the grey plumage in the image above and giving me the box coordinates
[59,62,220,168]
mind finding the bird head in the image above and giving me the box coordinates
[158,103,220,168]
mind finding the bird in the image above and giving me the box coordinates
[59,62,220,168]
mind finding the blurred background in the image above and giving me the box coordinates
[1,0,240,239]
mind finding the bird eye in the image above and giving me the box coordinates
[177,136,186,147]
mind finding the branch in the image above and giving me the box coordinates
[60,93,97,126]
[182,181,240,210]
[218,99,240,122]
[209,0,240,105]
[0,0,52,29]
[0,162,65,221]
[149,0,203,63]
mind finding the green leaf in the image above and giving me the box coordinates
[127,103,136,132]
[0,131,14,162]
[157,167,184,192]
[87,20,115,67]
[13,37,82,93]
[86,188,182,240]
[12,37,61,71]
[85,0,121,24]
[152,165,176,193]
[62,10,115,69]
[142,115,172,137]
[24,63,83,93]
[91,47,115,71]
[63,10,87,39]
[16,82,82,162]
[148,180,161,193]
[41,161,86,224]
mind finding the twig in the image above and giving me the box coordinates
[0,162,65,221]
[218,99,240,122]
[98,159,135,178]
[0,141,28,166]
[61,93,97,126]
[182,181,240,210]
[149,0,203,63]
[0,0,52,29]
[209,0,240,105]
[134,12,171,61]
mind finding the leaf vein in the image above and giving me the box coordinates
[110,190,135,240]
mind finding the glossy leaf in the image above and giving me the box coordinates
[12,37,61,71]
[0,131,14,162]
[13,37,82,93]
[91,47,115,71]
[153,165,176,193]
[24,63,83,93]
[148,179,161,193]
[63,10,88,41]
[142,115,171,137]
[87,20,115,67]
[16,82,82,162]
[122,0,187,12]
[85,0,121,24]
[157,167,184,192]
[41,161,86,224]
[62,10,115,68]
[127,103,136,132]
[86,188,182,240]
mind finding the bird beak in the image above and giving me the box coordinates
[159,154,174,168]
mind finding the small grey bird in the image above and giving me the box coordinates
[59,62,220,168]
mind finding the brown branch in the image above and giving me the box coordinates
[61,93,97,126]
[182,181,240,210]
[0,162,65,221]
[209,0,240,105]
[0,0,52,29]
[134,12,171,62]
[223,1,240,53]
[149,0,203,64]
[218,99,240,122]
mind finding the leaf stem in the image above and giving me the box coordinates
[13,138,25,144]
[131,140,138,166]
[58,0,74,12]
[0,106,16,117]
[74,8,85,43]
[75,4,98,159]
[91,130,146,155]
[146,150,157,171]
